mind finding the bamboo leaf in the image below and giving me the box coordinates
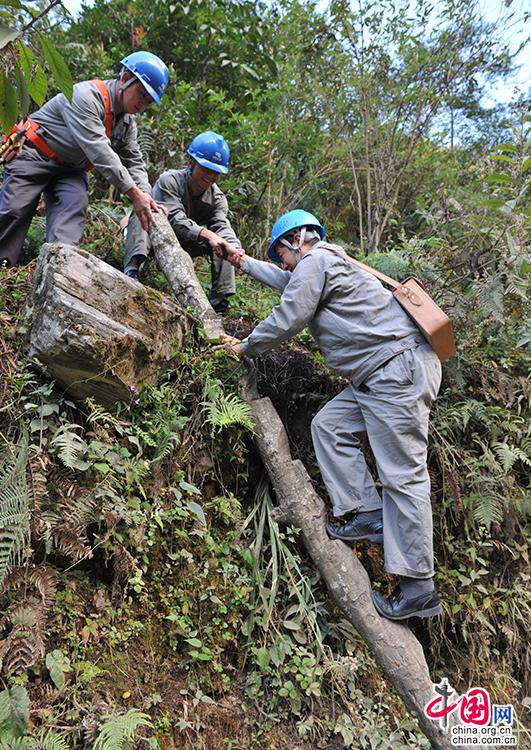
[485,174,513,184]
[37,32,73,101]
[14,67,30,119]
[0,73,18,133]
[185,500,206,526]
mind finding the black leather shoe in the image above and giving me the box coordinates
[372,588,442,620]
[326,512,383,543]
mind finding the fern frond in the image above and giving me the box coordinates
[53,527,92,562]
[0,685,30,737]
[27,450,50,522]
[49,425,88,470]
[113,543,139,582]
[467,492,504,530]
[0,739,32,749]
[493,441,531,472]
[57,490,97,530]
[1,617,46,673]
[32,730,71,750]
[93,708,152,750]
[202,384,254,435]
[0,439,32,588]
[31,566,58,611]
[86,397,128,432]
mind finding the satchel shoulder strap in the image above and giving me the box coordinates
[319,241,411,291]
[346,257,403,291]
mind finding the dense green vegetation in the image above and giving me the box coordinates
[1,0,530,748]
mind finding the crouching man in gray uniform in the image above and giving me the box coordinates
[217,209,442,621]
[0,51,169,267]
[123,131,241,312]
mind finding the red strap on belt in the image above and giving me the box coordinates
[25,119,60,161]
[21,80,113,171]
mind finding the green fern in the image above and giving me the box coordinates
[49,424,89,470]
[93,708,152,750]
[31,729,71,750]
[0,439,32,588]
[492,441,531,472]
[467,492,504,530]
[201,377,254,435]
[0,686,30,741]
[86,397,127,434]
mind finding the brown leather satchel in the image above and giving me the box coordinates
[350,257,456,362]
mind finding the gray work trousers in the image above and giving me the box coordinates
[123,213,236,298]
[311,344,441,578]
[0,147,88,266]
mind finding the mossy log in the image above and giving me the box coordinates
[148,213,224,342]
[24,243,188,408]
[151,229,455,749]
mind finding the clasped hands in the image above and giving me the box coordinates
[213,333,244,358]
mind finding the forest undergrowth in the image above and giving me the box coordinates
[0,182,529,747]
[0,0,530,743]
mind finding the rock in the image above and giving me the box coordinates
[25,243,188,408]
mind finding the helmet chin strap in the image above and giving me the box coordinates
[118,68,137,109]
[279,227,307,264]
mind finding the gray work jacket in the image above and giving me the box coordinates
[29,79,150,195]
[152,168,241,250]
[241,242,423,386]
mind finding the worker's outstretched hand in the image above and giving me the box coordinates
[128,187,162,231]
[222,245,247,268]
[212,334,244,358]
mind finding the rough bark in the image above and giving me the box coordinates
[24,243,188,407]
[148,213,224,342]
[150,222,454,748]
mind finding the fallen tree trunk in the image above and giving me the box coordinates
[150,217,456,750]
[149,213,224,342]
[247,390,454,750]
[24,243,188,408]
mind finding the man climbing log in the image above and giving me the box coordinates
[216,209,442,622]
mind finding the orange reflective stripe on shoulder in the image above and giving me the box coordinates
[19,82,112,171]
[91,79,113,139]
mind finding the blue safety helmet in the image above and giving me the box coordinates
[188,131,230,174]
[120,51,169,106]
[267,209,325,263]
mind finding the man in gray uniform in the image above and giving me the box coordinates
[123,130,241,312]
[0,51,169,267]
[218,209,442,621]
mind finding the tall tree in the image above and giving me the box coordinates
[328,0,516,252]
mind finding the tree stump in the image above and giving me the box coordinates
[24,243,188,408]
